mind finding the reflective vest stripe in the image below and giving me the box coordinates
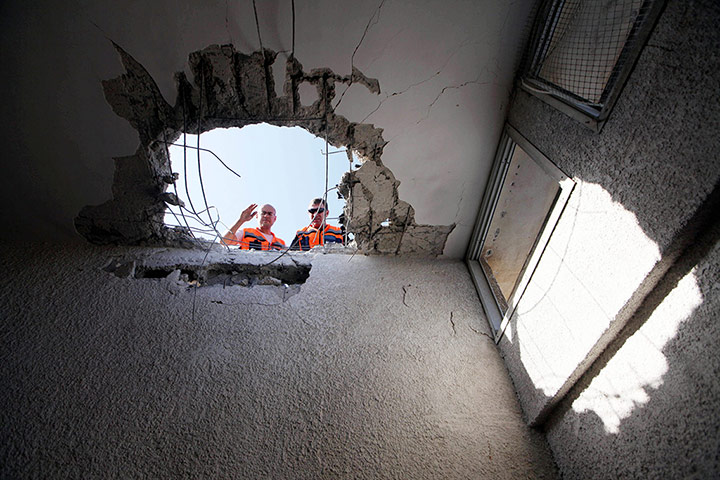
[292,225,344,250]
[324,226,343,243]
[239,228,285,251]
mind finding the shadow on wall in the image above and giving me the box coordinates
[492,1,720,475]
[500,177,719,477]
[545,237,720,478]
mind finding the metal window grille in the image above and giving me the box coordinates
[522,0,665,127]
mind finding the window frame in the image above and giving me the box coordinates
[466,125,575,341]
[520,0,666,132]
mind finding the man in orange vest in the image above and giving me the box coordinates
[290,198,344,251]
[221,203,285,250]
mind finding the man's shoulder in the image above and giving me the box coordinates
[294,225,342,234]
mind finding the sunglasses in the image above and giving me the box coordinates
[308,207,326,214]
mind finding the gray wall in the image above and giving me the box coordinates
[500,0,720,477]
[0,244,557,478]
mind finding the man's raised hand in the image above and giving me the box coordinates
[239,203,258,224]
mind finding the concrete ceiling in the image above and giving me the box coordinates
[0,0,534,258]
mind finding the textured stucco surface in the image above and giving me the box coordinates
[544,229,720,479]
[0,243,557,478]
[502,0,720,422]
[495,0,720,477]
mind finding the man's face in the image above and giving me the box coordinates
[308,202,327,228]
[258,205,277,229]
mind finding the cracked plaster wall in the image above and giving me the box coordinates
[0,0,533,258]
[75,43,453,256]
[0,1,554,475]
[0,242,558,478]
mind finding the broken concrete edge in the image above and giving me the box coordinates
[76,42,454,256]
[103,244,314,287]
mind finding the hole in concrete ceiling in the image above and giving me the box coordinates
[75,43,455,256]
[164,123,358,244]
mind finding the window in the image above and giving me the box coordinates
[520,0,665,131]
[467,125,574,338]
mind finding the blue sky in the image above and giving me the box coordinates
[164,123,354,244]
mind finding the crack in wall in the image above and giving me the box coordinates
[402,284,411,307]
[334,0,387,110]
[417,69,498,125]
[361,38,478,123]
[468,323,495,342]
[454,181,467,223]
[76,43,454,256]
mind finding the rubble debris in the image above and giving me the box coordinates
[158,192,184,207]
[125,247,312,287]
[76,43,454,255]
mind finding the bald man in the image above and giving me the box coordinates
[221,203,285,251]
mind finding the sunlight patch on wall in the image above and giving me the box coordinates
[508,181,662,397]
[571,267,702,433]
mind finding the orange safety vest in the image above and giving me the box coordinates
[291,224,343,251]
[233,228,285,251]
